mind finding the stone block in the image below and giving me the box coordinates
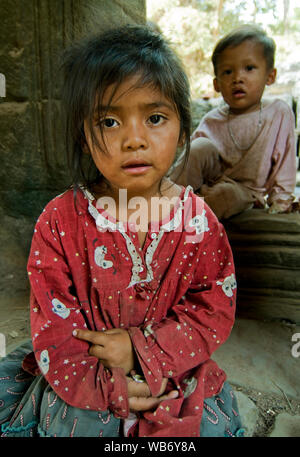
[234,391,259,437]
[269,413,300,437]
[223,209,300,323]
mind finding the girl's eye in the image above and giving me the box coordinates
[246,65,255,71]
[149,114,166,125]
[101,118,118,128]
[223,69,232,75]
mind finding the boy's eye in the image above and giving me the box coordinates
[223,69,232,75]
[149,114,166,125]
[246,65,255,71]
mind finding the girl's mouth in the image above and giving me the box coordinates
[122,160,152,175]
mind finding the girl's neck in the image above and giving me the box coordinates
[92,177,175,202]
[91,177,182,224]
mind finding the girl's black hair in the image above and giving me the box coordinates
[61,24,191,193]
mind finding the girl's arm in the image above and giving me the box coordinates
[27,204,129,418]
[127,213,236,397]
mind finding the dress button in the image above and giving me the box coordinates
[151,233,157,239]
[139,266,144,272]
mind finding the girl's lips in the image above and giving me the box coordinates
[122,163,152,175]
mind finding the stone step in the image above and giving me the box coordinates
[232,245,300,269]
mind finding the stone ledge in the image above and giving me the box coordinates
[223,209,300,323]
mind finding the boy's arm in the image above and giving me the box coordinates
[267,103,297,211]
[27,207,129,418]
[127,213,236,397]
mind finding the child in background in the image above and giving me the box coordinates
[0,25,243,437]
[172,24,297,220]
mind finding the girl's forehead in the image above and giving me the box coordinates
[101,74,170,106]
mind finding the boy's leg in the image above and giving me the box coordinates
[201,180,257,220]
[169,138,224,190]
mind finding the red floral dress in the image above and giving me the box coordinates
[25,185,237,437]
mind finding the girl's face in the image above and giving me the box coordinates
[84,76,182,201]
[213,40,276,114]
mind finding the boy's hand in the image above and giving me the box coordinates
[73,328,135,374]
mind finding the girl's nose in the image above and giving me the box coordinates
[122,121,148,151]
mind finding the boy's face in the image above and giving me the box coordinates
[213,40,276,114]
[83,75,182,201]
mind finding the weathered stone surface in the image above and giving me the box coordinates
[269,413,300,437]
[0,0,146,297]
[225,209,300,234]
[223,209,300,323]
[234,391,259,437]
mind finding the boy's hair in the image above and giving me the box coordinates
[212,24,276,75]
[61,24,191,191]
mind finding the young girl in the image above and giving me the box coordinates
[171,24,297,220]
[0,25,243,437]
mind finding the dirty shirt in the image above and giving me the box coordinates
[192,98,296,206]
[25,186,236,437]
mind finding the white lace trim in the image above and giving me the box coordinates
[81,186,193,289]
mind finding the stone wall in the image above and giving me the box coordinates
[0,0,146,298]
[223,210,300,324]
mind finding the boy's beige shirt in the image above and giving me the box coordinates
[192,98,296,205]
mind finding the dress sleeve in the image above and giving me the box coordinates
[128,212,236,396]
[27,204,129,418]
[266,103,297,205]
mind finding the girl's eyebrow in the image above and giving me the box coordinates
[94,101,175,115]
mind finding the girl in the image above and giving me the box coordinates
[0,25,243,437]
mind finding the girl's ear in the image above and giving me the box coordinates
[82,141,90,155]
[213,77,221,93]
[266,68,277,86]
[178,132,186,148]
[82,121,91,154]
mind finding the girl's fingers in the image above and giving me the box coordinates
[88,344,106,360]
[129,390,179,412]
[73,329,106,346]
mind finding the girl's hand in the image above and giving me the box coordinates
[129,390,179,412]
[126,376,179,412]
[73,328,135,374]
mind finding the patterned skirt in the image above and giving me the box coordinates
[0,340,244,437]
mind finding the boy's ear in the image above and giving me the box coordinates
[266,68,277,86]
[213,77,221,93]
